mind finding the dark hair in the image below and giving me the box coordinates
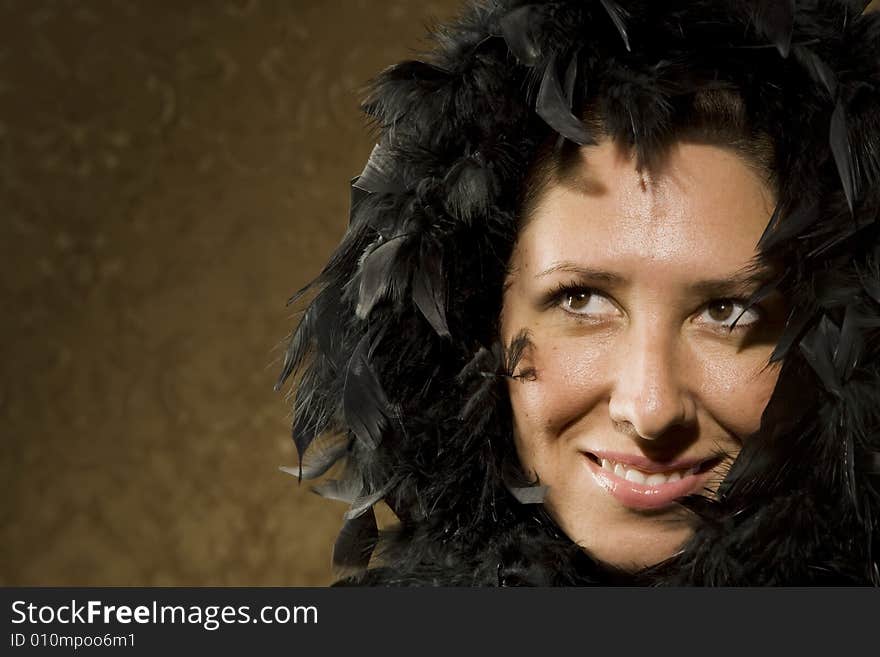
[520,88,777,226]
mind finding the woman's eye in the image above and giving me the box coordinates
[698,299,760,328]
[560,289,618,316]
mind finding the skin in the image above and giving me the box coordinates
[500,139,786,570]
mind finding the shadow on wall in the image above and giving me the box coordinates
[0,0,461,586]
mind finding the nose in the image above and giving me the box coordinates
[607,323,696,441]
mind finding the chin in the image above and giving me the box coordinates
[563,514,695,572]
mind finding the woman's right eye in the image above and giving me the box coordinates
[559,288,619,317]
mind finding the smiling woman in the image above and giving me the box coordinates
[503,139,786,569]
[277,0,880,585]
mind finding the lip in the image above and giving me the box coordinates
[587,450,708,474]
[581,451,718,511]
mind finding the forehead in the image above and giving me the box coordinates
[514,140,775,279]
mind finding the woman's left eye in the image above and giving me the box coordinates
[697,299,760,328]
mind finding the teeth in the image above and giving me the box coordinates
[625,469,646,484]
[597,458,697,486]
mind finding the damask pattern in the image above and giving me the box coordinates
[0,0,458,586]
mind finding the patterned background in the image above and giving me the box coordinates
[1,0,460,587]
[2,0,878,587]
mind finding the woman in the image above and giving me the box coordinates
[277,0,880,585]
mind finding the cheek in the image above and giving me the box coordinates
[509,334,612,446]
[697,352,781,437]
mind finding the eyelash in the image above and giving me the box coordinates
[544,283,618,318]
[545,282,764,332]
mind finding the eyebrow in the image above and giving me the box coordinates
[689,269,777,298]
[536,263,626,285]
[536,261,777,297]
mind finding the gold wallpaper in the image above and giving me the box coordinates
[0,0,460,587]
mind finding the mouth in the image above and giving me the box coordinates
[581,451,725,511]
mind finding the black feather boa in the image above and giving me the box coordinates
[278,0,880,586]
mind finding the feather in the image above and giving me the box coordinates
[599,62,674,167]
[355,234,408,320]
[345,487,388,520]
[274,304,316,392]
[563,49,579,102]
[769,310,811,363]
[291,414,319,467]
[343,335,393,451]
[757,201,820,251]
[599,0,631,52]
[499,5,542,66]
[861,272,880,306]
[381,58,450,82]
[313,475,361,504]
[830,100,858,213]
[505,329,536,381]
[362,59,456,136]
[792,45,838,98]
[814,271,862,309]
[352,143,405,195]
[805,221,862,259]
[312,291,347,359]
[751,0,796,58]
[729,277,782,331]
[846,0,873,13]
[845,426,859,516]
[536,53,593,146]
[833,304,863,382]
[279,432,349,481]
[507,484,549,504]
[755,203,779,252]
[332,507,378,570]
[550,52,582,154]
[411,238,450,338]
[458,378,497,427]
[285,279,313,308]
[349,176,369,226]
[456,343,504,436]
[290,370,329,465]
[278,465,302,480]
[443,155,494,224]
[456,342,502,386]
[799,315,842,397]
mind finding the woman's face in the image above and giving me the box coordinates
[501,139,785,570]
